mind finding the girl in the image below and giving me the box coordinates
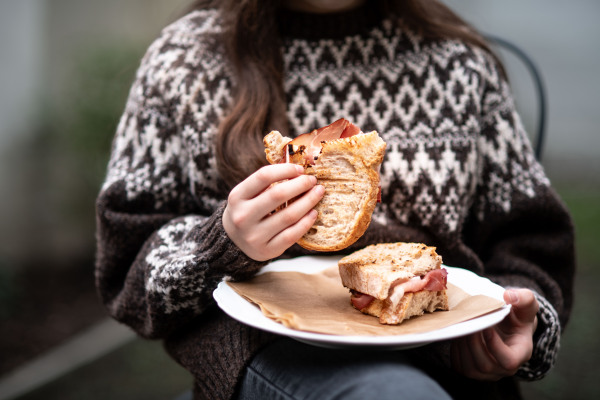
[95,0,575,398]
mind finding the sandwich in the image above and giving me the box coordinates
[264,118,386,252]
[338,242,449,325]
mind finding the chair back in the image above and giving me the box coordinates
[485,34,547,162]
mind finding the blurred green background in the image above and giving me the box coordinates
[1,1,598,399]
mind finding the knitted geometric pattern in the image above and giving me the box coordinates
[105,11,548,237]
[96,10,569,398]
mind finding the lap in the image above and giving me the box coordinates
[236,338,452,400]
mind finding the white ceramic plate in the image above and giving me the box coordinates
[213,256,510,349]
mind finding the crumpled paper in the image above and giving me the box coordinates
[227,266,505,336]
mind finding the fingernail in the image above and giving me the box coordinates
[314,185,325,195]
[506,289,519,305]
[295,165,304,174]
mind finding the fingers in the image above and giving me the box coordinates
[260,183,325,234]
[227,164,315,228]
[267,208,319,250]
[467,331,500,379]
[229,164,305,202]
[252,174,320,217]
[483,326,530,374]
[223,163,325,261]
[503,289,539,325]
[451,324,534,380]
[451,332,505,381]
[450,289,539,381]
[258,182,324,253]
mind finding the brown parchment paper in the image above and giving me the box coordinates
[227,266,505,336]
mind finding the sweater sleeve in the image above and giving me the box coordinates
[465,51,575,380]
[95,16,265,339]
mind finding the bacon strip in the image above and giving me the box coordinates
[352,268,447,311]
[350,290,375,310]
[390,268,447,299]
[423,268,448,291]
[285,118,361,165]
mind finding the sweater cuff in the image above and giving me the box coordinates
[515,292,561,380]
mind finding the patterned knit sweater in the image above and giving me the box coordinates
[95,6,575,400]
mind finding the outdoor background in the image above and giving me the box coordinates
[1,1,598,399]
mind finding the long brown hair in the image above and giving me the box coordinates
[192,0,502,189]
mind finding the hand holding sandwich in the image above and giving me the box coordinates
[264,118,386,252]
[223,163,325,261]
[450,288,539,381]
[226,118,384,260]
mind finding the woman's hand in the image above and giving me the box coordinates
[223,164,325,261]
[450,288,539,381]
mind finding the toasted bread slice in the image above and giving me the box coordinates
[338,242,443,300]
[264,130,386,251]
[360,290,449,325]
[338,242,448,325]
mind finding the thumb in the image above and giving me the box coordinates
[504,289,539,324]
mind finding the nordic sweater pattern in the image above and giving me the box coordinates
[96,8,574,400]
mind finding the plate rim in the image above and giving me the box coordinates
[213,255,510,349]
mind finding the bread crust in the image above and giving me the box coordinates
[338,242,442,299]
[264,130,386,251]
[264,130,291,165]
[338,242,448,325]
[359,290,449,325]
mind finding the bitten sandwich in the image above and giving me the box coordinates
[264,119,386,252]
[338,242,449,325]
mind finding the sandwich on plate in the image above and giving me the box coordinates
[264,118,386,252]
[338,242,449,325]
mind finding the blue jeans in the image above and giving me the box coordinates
[236,338,452,400]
